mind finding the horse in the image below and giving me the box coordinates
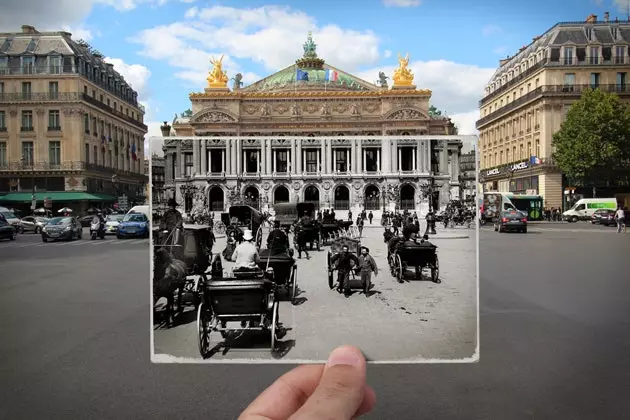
[153,246,188,327]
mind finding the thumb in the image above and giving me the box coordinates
[290,346,367,420]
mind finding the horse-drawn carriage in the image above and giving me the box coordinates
[197,273,281,358]
[295,202,321,251]
[221,205,264,248]
[326,236,368,294]
[153,223,216,326]
[273,203,297,233]
[320,217,354,244]
[257,249,298,301]
[388,237,440,283]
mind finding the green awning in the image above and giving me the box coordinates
[0,192,115,203]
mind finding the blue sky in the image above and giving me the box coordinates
[3,0,628,154]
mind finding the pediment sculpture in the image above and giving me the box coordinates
[387,109,426,120]
[196,111,237,123]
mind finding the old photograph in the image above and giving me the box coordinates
[151,134,478,363]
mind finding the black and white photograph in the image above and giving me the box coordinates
[151,135,478,363]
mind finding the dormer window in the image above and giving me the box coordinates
[612,27,618,40]
[585,27,592,41]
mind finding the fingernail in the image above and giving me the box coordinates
[326,346,362,367]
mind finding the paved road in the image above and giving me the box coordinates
[153,226,477,362]
[1,223,629,419]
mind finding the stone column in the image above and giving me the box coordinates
[392,139,398,172]
[272,150,277,173]
[222,150,226,173]
[165,154,173,182]
[381,140,390,174]
[260,140,266,174]
[320,140,326,173]
[201,140,208,175]
[362,149,366,172]
[397,148,402,172]
[296,139,302,173]
[326,138,332,174]
[265,140,272,175]
[192,139,199,175]
[351,139,358,173]
[291,139,297,174]
[412,148,417,171]
[332,149,337,172]
[230,139,237,175]
[419,141,426,172]
[439,145,448,175]
[416,141,421,173]
[452,148,460,181]
[236,138,242,175]
[180,151,186,177]
[376,149,380,172]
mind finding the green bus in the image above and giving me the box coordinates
[504,193,544,221]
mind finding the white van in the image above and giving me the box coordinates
[127,205,150,219]
[562,198,618,222]
[0,206,22,231]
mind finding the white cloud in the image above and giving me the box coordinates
[382,0,421,7]
[384,49,392,58]
[449,110,480,135]
[62,24,96,41]
[132,5,381,88]
[94,0,197,12]
[184,6,199,18]
[104,57,152,99]
[357,59,494,115]
[0,0,93,31]
[482,24,502,37]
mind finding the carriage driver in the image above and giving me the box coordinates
[160,198,183,233]
[267,220,290,256]
[330,245,360,297]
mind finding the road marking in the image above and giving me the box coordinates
[1,238,149,249]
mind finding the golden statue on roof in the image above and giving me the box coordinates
[207,55,229,89]
[392,53,415,87]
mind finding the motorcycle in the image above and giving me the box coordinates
[90,219,105,240]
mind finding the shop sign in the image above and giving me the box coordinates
[510,161,528,171]
[486,168,500,176]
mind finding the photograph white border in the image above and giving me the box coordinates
[149,135,479,364]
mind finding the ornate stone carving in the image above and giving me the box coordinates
[292,181,301,190]
[320,103,331,116]
[262,181,272,190]
[181,139,193,148]
[362,102,379,113]
[260,103,271,116]
[322,181,332,190]
[197,111,237,123]
[333,104,349,113]
[36,108,45,116]
[387,109,424,120]
[63,107,84,117]
[303,103,318,114]
[9,107,18,117]
[353,180,362,190]
[274,104,290,114]
[392,53,415,87]
[243,105,258,115]
[350,103,360,117]
[291,103,301,116]
[207,55,229,89]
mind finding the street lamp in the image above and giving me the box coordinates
[21,154,35,212]
[180,175,197,213]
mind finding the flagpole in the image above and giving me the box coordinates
[294,66,297,92]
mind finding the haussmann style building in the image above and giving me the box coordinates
[0,25,148,214]
[159,33,470,217]
[476,13,630,210]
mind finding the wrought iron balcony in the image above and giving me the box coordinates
[85,162,148,179]
[477,84,630,128]
[0,92,82,103]
[0,160,86,171]
[81,93,147,130]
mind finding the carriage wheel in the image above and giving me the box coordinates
[431,257,441,283]
[291,265,298,302]
[255,227,263,249]
[396,254,404,283]
[270,301,279,351]
[327,252,335,289]
[388,254,395,276]
[197,303,213,358]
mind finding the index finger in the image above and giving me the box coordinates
[239,364,324,420]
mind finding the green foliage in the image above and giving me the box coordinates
[552,88,630,187]
[180,109,193,118]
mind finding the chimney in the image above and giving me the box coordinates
[585,14,597,23]
[59,31,71,37]
[604,12,609,22]
[21,25,39,34]
[160,121,171,137]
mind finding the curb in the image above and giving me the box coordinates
[429,235,470,239]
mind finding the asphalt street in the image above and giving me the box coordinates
[153,226,477,362]
[1,222,629,419]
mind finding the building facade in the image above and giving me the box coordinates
[459,150,477,200]
[476,13,630,209]
[150,154,165,205]
[159,34,468,216]
[0,25,148,213]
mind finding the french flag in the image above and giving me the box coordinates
[325,69,338,82]
[131,143,137,161]
[530,156,541,165]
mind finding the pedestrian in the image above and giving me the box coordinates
[615,206,625,233]
[295,224,310,259]
[356,216,364,237]
[330,244,360,297]
[368,211,373,224]
[348,210,352,221]
[358,246,377,296]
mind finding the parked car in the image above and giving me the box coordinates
[590,209,616,226]
[79,215,95,227]
[117,212,150,239]
[494,210,528,233]
[0,219,17,241]
[20,216,50,233]
[42,216,83,242]
[104,214,125,235]
[0,206,22,232]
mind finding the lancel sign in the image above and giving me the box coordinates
[483,160,529,178]
[510,161,529,171]
[486,168,500,176]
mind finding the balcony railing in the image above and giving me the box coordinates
[0,92,82,102]
[85,162,148,179]
[0,161,86,171]
[81,93,147,130]
[0,66,143,111]
[477,84,630,128]
[479,56,630,106]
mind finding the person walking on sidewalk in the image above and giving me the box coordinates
[356,216,364,237]
[615,206,625,233]
[358,246,377,296]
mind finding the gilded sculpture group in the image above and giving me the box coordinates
[205,51,415,90]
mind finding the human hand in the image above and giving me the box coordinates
[239,345,376,419]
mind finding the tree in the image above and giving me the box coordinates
[552,88,630,195]
[428,105,442,117]
[180,108,193,118]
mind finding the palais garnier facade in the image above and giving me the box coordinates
[159,33,465,216]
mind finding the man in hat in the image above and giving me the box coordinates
[231,229,261,272]
[330,244,360,297]
[358,246,377,296]
[160,198,183,233]
[267,220,290,255]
